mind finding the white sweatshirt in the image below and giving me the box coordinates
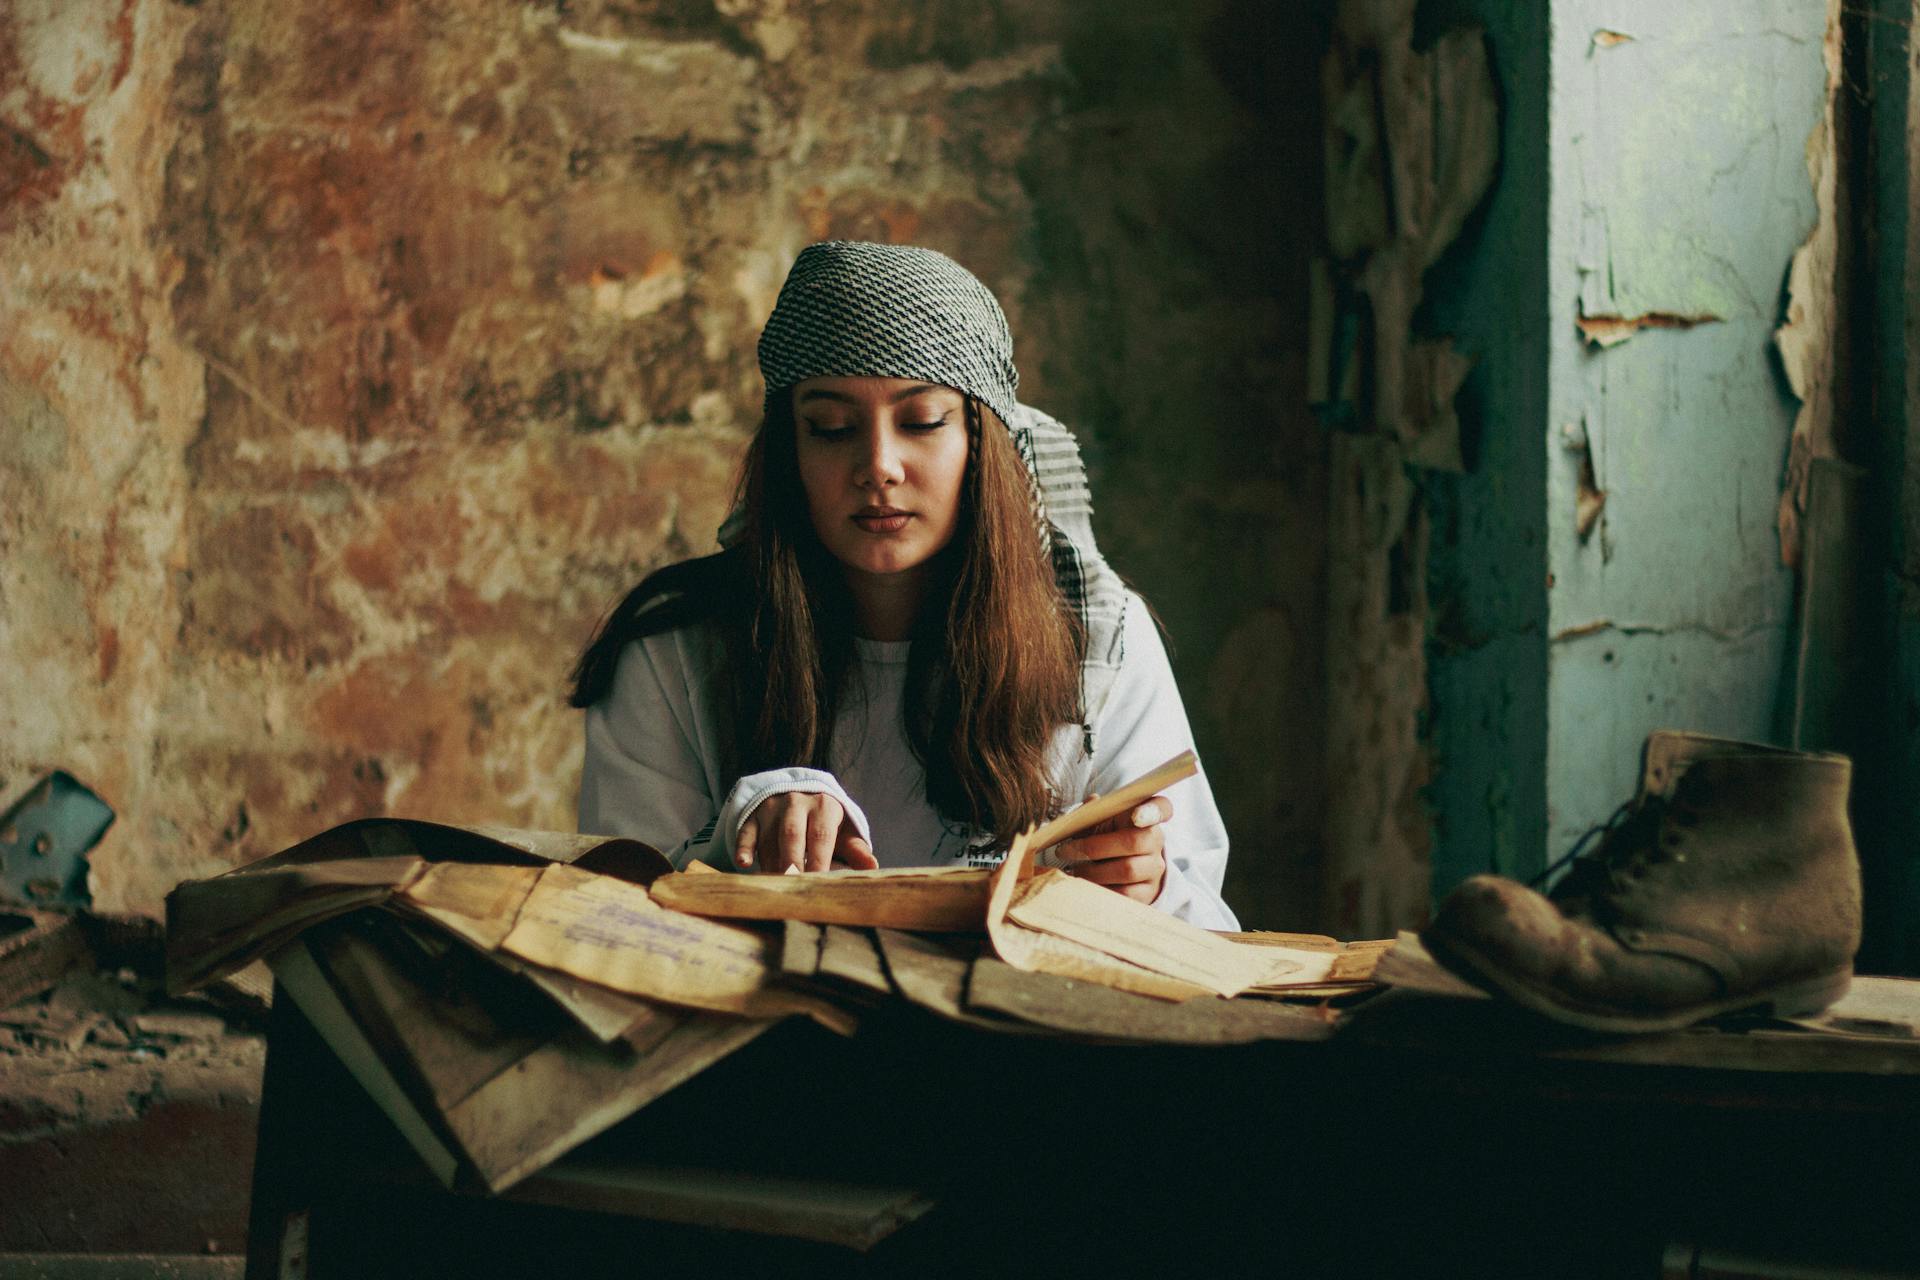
[578,590,1240,930]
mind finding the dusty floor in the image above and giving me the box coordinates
[0,954,265,1262]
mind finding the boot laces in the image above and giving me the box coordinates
[1529,795,1667,904]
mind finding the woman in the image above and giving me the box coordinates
[573,241,1238,929]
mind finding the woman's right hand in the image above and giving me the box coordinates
[735,791,879,874]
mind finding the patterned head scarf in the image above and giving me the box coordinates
[756,241,1021,427]
[736,240,1129,750]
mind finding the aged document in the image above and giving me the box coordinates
[399,863,544,951]
[498,864,851,1030]
[985,751,1332,1000]
[502,865,775,1010]
[1006,870,1325,996]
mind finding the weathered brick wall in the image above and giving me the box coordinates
[0,0,1325,927]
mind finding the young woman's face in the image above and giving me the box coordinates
[792,376,970,583]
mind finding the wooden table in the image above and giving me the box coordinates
[245,983,1920,1279]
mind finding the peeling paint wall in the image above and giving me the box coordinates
[1424,0,1835,892]
[1543,0,1831,856]
[1421,0,1553,893]
[0,1,1324,922]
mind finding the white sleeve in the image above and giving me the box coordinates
[714,767,872,864]
[578,629,871,871]
[1086,597,1241,931]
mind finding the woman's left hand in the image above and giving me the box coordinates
[1056,795,1171,904]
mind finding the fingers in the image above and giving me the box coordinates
[737,793,858,873]
[835,829,879,870]
[1086,794,1174,836]
[774,804,810,873]
[1059,824,1164,863]
[804,799,841,872]
[1067,851,1163,888]
[1060,815,1166,904]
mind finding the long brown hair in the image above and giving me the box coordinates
[570,393,1083,844]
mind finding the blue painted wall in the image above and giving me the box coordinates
[1543,1,1827,856]
[1426,0,1831,889]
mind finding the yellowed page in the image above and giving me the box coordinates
[1006,870,1312,997]
[398,863,544,950]
[389,864,659,1041]
[979,753,1327,1000]
[984,830,1212,1001]
[166,854,428,993]
[650,866,991,931]
[502,865,781,1015]
[991,924,1216,1001]
[1326,937,1395,984]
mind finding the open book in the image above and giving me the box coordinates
[646,752,1207,930]
[651,752,1369,1001]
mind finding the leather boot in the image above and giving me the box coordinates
[1423,731,1861,1032]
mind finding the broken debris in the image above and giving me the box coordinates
[0,771,115,910]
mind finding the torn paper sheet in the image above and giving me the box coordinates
[985,831,1214,1002]
[392,863,670,1042]
[1218,930,1375,989]
[400,862,543,951]
[982,751,1319,1001]
[649,865,992,932]
[778,919,824,978]
[1005,870,1309,997]
[982,917,1216,1002]
[500,864,841,1027]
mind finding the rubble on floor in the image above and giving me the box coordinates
[0,915,266,1259]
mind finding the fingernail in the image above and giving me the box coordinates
[783,864,800,876]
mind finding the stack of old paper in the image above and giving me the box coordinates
[165,820,674,994]
[166,822,812,1193]
[165,754,1390,1195]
